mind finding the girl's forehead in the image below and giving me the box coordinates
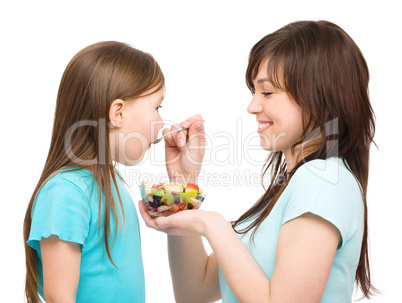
[155,87,166,101]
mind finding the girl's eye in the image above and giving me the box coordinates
[262,92,272,96]
[156,105,163,111]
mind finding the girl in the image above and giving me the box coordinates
[140,20,377,302]
[23,41,204,302]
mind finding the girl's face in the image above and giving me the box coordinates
[110,87,165,166]
[247,57,304,159]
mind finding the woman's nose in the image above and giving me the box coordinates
[247,96,263,115]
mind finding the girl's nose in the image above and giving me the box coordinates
[247,96,263,115]
[158,119,164,130]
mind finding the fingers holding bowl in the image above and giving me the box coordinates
[138,200,159,229]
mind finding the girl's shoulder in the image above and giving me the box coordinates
[40,167,96,198]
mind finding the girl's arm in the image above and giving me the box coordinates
[40,235,81,303]
[140,205,340,303]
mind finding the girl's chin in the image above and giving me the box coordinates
[119,151,147,166]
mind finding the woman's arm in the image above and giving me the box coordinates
[140,201,220,303]
[141,205,340,303]
[212,212,340,302]
[168,236,221,303]
[40,235,81,303]
[270,213,340,302]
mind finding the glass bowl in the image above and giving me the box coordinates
[139,182,205,218]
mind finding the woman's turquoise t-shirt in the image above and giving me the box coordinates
[219,157,364,303]
[27,168,145,303]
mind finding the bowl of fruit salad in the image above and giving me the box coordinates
[139,180,205,217]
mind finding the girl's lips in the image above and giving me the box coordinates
[257,122,273,133]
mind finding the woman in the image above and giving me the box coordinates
[140,20,376,302]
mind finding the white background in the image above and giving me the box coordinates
[1,0,401,302]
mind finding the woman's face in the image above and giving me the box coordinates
[247,57,304,157]
[110,87,165,166]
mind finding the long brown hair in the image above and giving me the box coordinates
[23,41,165,302]
[232,20,377,298]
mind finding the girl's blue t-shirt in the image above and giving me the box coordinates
[27,168,145,303]
[219,157,364,303]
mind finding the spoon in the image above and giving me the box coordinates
[151,120,205,144]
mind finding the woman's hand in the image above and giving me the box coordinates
[139,200,223,303]
[139,200,223,237]
[162,114,205,184]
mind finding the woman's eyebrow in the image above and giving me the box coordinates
[255,78,271,84]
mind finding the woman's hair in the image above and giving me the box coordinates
[232,20,376,298]
[23,41,165,302]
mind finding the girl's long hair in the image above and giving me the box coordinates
[23,41,164,303]
[232,20,377,298]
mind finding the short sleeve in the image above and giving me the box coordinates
[27,175,91,252]
[282,159,364,250]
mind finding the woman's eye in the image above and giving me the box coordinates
[156,105,163,111]
[262,92,272,96]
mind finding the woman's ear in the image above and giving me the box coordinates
[109,99,125,128]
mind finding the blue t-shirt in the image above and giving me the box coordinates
[219,157,364,303]
[27,167,145,303]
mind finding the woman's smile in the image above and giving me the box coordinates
[257,120,273,133]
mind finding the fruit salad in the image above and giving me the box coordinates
[139,180,205,217]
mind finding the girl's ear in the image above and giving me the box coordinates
[109,99,125,128]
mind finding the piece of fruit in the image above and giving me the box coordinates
[171,202,187,213]
[190,197,199,207]
[146,196,157,209]
[163,182,184,193]
[152,183,164,188]
[145,187,152,196]
[177,203,186,212]
[151,189,164,207]
[179,192,192,204]
[151,188,164,197]
[161,192,174,206]
[155,196,162,207]
[171,204,179,213]
[184,183,199,198]
[141,178,151,187]
[157,205,171,212]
